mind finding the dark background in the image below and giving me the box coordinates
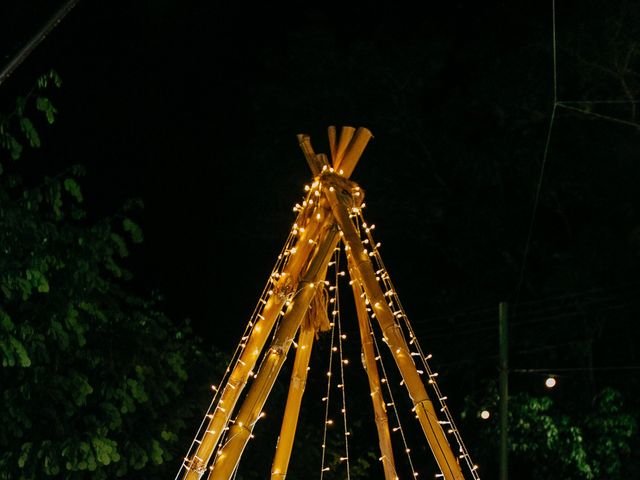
[2,1,639,477]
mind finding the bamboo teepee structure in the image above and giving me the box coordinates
[177,127,479,480]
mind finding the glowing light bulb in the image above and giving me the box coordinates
[545,376,557,388]
[480,410,490,420]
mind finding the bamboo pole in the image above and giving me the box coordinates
[270,324,316,479]
[337,127,373,178]
[297,134,324,175]
[328,126,337,164]
[208,225,340,480]
[324,180,465,480]
[184,128,370,479]
[334,126,356,166]
[183,209,327,479]
[349,267,398,480]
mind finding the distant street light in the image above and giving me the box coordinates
[545,376,557,388]
[480,410,491,420]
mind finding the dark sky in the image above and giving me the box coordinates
[2,0,637,355]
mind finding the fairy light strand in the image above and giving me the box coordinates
[358,211,481,479]
[177,185,318,479]
[319,248,340,479]
[368,316,420,478]
[334,248,352,479]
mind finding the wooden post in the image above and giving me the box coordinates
[208,225,340,480]
[270,324,316,479]
[324,179,465,480]
[349,269,398,480]
[499,302,509,480]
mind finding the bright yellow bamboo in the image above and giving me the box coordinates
[270,323,316,479]
[336,127,373,178]
[327,126,337,163]
[182,210,327,479]
[334,126,356,166]
[349,268,398,480]
[208,225,340,480]
[324,180,465,480]
[297,134,324,175]
[183,128,370,479]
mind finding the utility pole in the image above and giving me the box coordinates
[499,302,509,480]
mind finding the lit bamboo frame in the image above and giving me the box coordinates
[324,180,465,480]
[181,126,470,480]
[208,224,340,479]
[270,323,316,479]
[350,272,398,480]
[182,199,332,479]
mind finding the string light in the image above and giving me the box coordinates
[334,252,352,480]
[368,315,420,479]
[356,210,481,480]
[178,184,320,479]
[319,248,340,480]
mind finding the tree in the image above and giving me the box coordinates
[463,382,637,479]
[0,73,220,478]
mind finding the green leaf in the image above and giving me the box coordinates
[36,96,57,124]
[123,218,144,243]
[19,117,41,148]
[63,177,83,202]
[9,336,31,367]
[8,134,23,160]
[18,442,32,468]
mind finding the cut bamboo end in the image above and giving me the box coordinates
[338,127,373,178]
[328,126,337,164]
[297,134,322,175]
[334,126,356,167]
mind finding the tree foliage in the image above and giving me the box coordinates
[463,382,637,479]
[0,73,219,478]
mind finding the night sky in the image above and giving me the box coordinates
[2,1,640,477]
[1,1,562,345]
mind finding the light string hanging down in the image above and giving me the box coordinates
[368,314,420,479]
[177,126,478,480]
[334,249,353,479]
[319,248,341,479]
[177,211,299,479]
[357,211,481,480]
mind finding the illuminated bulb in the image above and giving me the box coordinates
[545,377,557,388]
